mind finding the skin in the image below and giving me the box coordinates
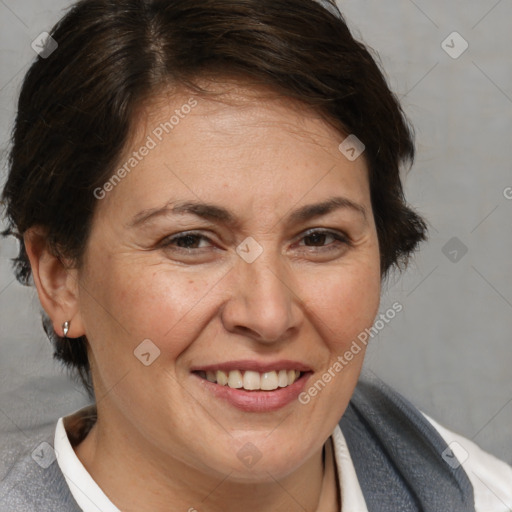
[25,80,382,512]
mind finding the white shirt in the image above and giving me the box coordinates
[53,411,512,512]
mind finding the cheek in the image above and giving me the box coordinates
[81,256,226,361]
[293,257,381,441]
[302,258,381,352]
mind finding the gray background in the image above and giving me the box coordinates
[0,0,511,469]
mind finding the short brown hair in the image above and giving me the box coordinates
[1,0,427,396]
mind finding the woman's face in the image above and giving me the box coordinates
[75,82,381,481]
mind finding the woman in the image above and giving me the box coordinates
[1,0,511,510]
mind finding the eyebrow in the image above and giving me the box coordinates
[128,196,367,229]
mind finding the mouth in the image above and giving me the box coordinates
[193,369,306,391]
[190,361,313,412]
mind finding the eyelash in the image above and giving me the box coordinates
[160,229,351,253]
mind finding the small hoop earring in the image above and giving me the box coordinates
[62,321,70,338]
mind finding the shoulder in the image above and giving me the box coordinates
[422,412,512,512]
[340,376,512,511]
[0,423,81,512]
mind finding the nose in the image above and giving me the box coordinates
[220,248,303,344]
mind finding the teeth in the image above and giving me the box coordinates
[261,371,278,390]
[243,370,261,390]
[227,370,243,388]
[202,369,302,390]
[216,370,228,386]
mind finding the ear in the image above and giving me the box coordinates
[24,226,85,338]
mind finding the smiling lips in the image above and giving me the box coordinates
[192,359,312,392]
[192,360,312,411]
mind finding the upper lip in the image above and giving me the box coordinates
[190,359,312,373]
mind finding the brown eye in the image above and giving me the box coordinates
[298,229,350,250]
[161,232,213,251]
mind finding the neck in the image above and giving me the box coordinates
[69,406,338,512]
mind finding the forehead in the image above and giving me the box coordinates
[95,81,371,225]
[138,81,344,144]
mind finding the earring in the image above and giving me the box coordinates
[63,320,70,338]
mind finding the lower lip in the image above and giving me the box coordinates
[192,372,312,412]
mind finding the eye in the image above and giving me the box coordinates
[161,232,214,251]
[159,229,351,257]
[296,229,351,251]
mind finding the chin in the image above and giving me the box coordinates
[205,435,315,483]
